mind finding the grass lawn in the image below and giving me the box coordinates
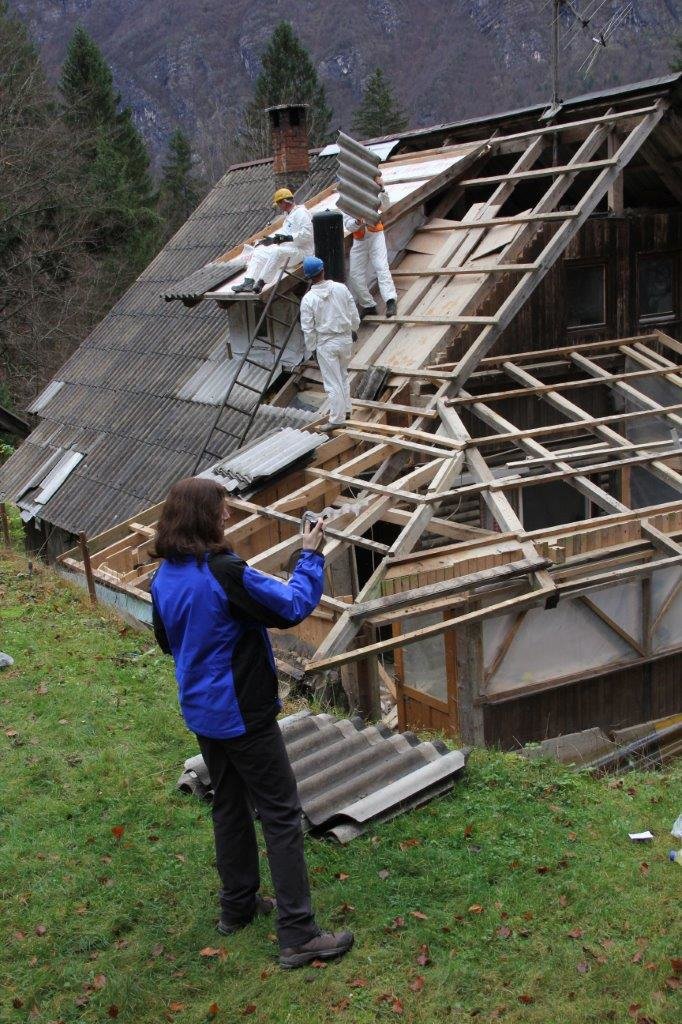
[1,544,680,1024]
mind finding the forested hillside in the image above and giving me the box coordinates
[9,1,681,173]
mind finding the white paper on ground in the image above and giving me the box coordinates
[628,831,654,841]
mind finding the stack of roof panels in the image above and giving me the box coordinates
[178,710,467,842]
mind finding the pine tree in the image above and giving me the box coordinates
[238,21,332,159]
[158,130,204,238]
[59,25,158,268]
[672,35,682,71]
[352,68,408,139]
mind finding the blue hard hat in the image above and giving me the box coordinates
[303,255,324,278]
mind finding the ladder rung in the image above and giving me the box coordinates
[460,158,617,187]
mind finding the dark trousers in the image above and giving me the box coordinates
[196,719,318,948]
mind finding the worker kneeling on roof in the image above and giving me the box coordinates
[233,188,314,294]
[299,256,359,428]
[343,173,397,319]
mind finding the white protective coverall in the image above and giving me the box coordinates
[243,205,314,285]
[300,280,360,424]
[343,190,396,307]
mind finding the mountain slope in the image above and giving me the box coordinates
[9,1,681,173]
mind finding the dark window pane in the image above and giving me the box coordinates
[566,265,605,327]
[639,257,674,318]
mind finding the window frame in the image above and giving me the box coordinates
[564,259,608,331]
[636,249,680,326]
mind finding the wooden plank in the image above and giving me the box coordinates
[391,264,538,276]
[460,157,616,187]
[364,314,499,326]
[472,402,682,448]
[350,556,548,620]
[306,582,555,673]
[448,363,682,406]
[572,350,682,431]
[579,595,646,656]
[422,212,578,229]
[483,610,527,685]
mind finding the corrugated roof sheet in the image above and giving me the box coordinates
[202,427,325,491]
[178,710,467,843]
[0,153,338,536]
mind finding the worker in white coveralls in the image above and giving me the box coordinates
[299,256,360,427]
[233,188,314,294]
[343,173,397,319]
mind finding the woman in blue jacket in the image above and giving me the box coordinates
[151,476,353,968]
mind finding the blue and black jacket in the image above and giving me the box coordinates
[151,549,324,739]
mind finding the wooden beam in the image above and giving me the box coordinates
[460,157,616,187]
[391,264,538,276]
[607,132,624,213]
[472,402,682,448]
[571,351,682,432]
[363,314,499,326]
[424,211,579,229]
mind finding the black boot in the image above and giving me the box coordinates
[359,305,377,321]
[385,298,397,318]
[232,277,256,294]
[253,279,265,294]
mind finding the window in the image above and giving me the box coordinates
[638,256,674,321]
[565,264,606,328]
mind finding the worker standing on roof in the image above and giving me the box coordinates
[343,173,397,319]
[233,188,314,294]
[299,256,359,428]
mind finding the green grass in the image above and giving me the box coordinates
[1,547,680,1024]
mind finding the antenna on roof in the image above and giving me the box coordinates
[576,2,634,76]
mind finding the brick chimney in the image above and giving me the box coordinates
[266,103,310,190]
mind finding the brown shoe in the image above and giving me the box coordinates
[279,929,354,969]
[217,894,276,935]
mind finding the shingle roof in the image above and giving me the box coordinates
[0,154,338,536]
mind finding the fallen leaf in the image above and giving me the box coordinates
[410,910,428,920]
[151,943,165,957]
[644,962,658,972]
[93,974,107,990]
[522,911,533,921]
[335,872,349,881]
[207,1004,219,1019]
[600,939,615,950]
[416,943,431,967]
[671,957,682,974]
[349,977,368,988]
[75,905,87,916]
[310,959,327,969]
[74,995,90,1008]
[12,998,24,1009]
[665,977,680,990]
[111,826,125,841]
[331,997,350,1012]
[107,1007,119,1019]
[35,924,47,936]
[468,904,485,914]
[640,862,650,876]
[148,834,159,843]
[518,994,534,1004]
[399,838,421,851]
[390,916,405,930]
[378,869,390,880]
[536,865,549,875]
[632,951,644,964]
[199,947,226,959]
[576,962,589,974]
[567,928,584,939]
[627,1004,641,1018]
[13,931,26,941]
[174,853,186,863]
[559,895,568,908]
[463,823,474,838]
[242,1005,256,1016]
[497,926,512,939]
[391,997,404,1015]
[35,683,48,695]
[567,832,577,842]
[5,728,18,738]
[168,1002,186,1014]
[409,975,425,993]
[336,901,355,916]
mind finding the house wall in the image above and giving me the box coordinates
[492,210,682,353]
[482,651,682,749]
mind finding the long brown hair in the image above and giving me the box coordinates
[152,477,231,561]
